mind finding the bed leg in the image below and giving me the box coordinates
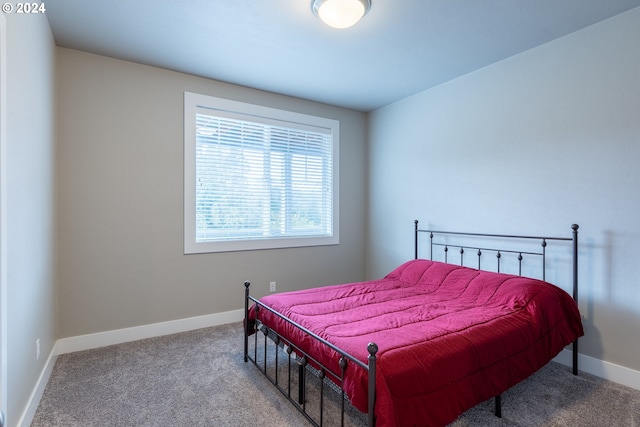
[495,394,502,418]
[573,340,579,375]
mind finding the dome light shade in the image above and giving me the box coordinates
[312,0,371,29]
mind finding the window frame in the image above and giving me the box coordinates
[184,92,340,254]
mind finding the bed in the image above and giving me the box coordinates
[243,221,584,426]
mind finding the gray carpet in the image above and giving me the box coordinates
[32,322,640,426]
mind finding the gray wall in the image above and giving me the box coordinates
[4,13,56,427]
[367,8,640,371]
[56,48,367,338]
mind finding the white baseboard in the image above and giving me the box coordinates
[56,308,244,354]
[18,308,244,427]
[554,349,640,391]
[17,346,57,427]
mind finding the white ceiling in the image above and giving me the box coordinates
[46,0,640,112]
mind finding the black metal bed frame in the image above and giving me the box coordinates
[243,220,580,426]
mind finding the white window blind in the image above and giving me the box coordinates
[184,92,339,253]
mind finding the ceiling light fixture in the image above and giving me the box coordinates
[311,0,371,29]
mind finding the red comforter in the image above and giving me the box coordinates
[253,259,584,427]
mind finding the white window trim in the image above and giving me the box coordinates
[184,92,340,254]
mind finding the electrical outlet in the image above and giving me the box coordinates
[269,281,276,292]
[36,338,40,360]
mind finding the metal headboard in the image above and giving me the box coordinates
[414,219,580,376]
[414,220,580,303]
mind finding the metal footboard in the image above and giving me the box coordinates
[244,282,377,427]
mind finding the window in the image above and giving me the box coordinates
[184,92,339,254]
